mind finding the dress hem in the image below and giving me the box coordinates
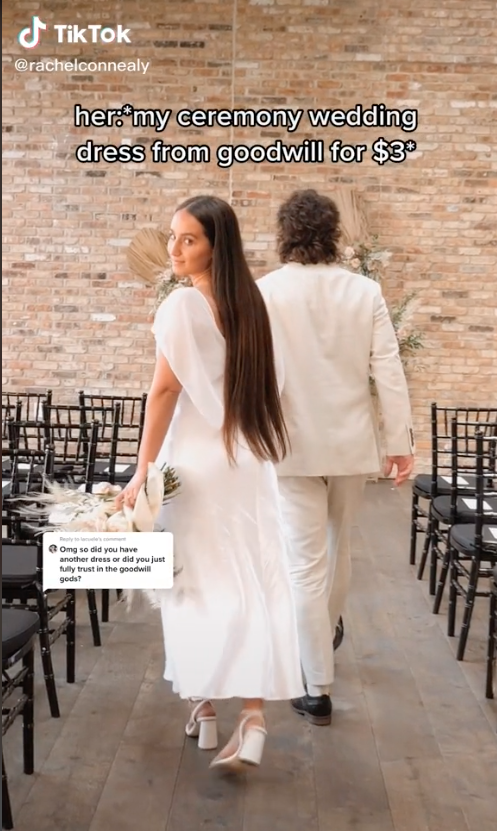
[164,672,305,701]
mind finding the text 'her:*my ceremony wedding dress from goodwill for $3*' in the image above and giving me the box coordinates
[151,286,305,702]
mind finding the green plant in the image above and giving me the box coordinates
[340,236,424,372]
[154,268,192,310]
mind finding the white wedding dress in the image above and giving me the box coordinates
[152,287,305,701]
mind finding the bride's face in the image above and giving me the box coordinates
[167,210,212,278]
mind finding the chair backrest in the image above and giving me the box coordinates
[8,446,55,497]
[42,401,122,486]
[2,399,22,443]
[447,417,497,524]
[78,391,147,429]
[430,403,497,494]
[9,405,101,492]
[2,390,53,436]
[7,415,52,458]
[78,391,146,461]
[2,446,55,541]
[41,402,105,458]
[473,429,497,545]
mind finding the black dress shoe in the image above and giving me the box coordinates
[291,694,332,725]
[333,616,344,651]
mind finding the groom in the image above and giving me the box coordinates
[258,189,414,725]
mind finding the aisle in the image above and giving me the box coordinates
[4,482,496,831]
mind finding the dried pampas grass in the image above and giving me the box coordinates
[126,228,170,286]
[17,464,180,534]
[331,186,371,250]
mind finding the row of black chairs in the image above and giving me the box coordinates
[2,389,142,611]
[3,449,79,721]
[2,395,136,719]
[2,390,147,436]
[1,393,142,827]
[3,450,124,709]
[2,448,123,829]
[3,390,147,487]
[409,404,497,698]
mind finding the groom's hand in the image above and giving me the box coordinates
[384,454,414,486]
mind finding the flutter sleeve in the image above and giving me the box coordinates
[151,288,225,429]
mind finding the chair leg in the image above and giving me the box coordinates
[2,754,13,830]
[409,493,419,565]
[101,589,110,623]
[35,584,60,718]
[486,590,496,699]
[86,590,101,647]
[22,646,35,775]
[102,588,123,623]
[66,589,76,684]
[456,559,479,661]
[448,556,458,638]
[417,515,433,582]
[428,521,440,596]
[433,544,452,615]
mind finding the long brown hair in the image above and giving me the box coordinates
[175,195,288,464]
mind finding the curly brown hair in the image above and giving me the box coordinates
[277,189,341,265]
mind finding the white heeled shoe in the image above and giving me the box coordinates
[185,700,218,750]
[209,710,267,772]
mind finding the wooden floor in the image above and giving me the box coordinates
[4,482,497,831]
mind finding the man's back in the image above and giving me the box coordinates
[258,262,413,477]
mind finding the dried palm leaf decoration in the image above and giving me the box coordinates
[126,227,170,286]
[126,227,193,306]
[331,186,371,251]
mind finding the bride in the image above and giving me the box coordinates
[115,195,304,773]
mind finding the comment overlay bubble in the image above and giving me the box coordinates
[43,532,174,590]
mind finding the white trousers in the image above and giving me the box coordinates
[278,475,367,688]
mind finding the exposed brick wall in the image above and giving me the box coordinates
[3,0,497,470]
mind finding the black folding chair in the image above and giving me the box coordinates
[79,391,147,484]
[2,391,53,478]
[2,390,52,422]
[416,407,497,595]
[2,448,73,718]
[486,565,497,699]
[444,429,497,662]
[2,402,21,474]
[39,403,107,491]
[79,395,147,619]
[2,607,39,830]
[101,589,124,623]
[431,418,497,616]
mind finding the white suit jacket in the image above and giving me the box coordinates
[257,263,414,477]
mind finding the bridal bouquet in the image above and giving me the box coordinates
[154,267,192,309]
[33,463,180,533]
[26,463,182,606]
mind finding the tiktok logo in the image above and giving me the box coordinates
[18,15,47,49]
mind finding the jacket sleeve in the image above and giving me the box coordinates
[370,284,415,456]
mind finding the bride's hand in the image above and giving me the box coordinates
[114,469,148,511]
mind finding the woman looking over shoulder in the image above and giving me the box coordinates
[115,195,304,773]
